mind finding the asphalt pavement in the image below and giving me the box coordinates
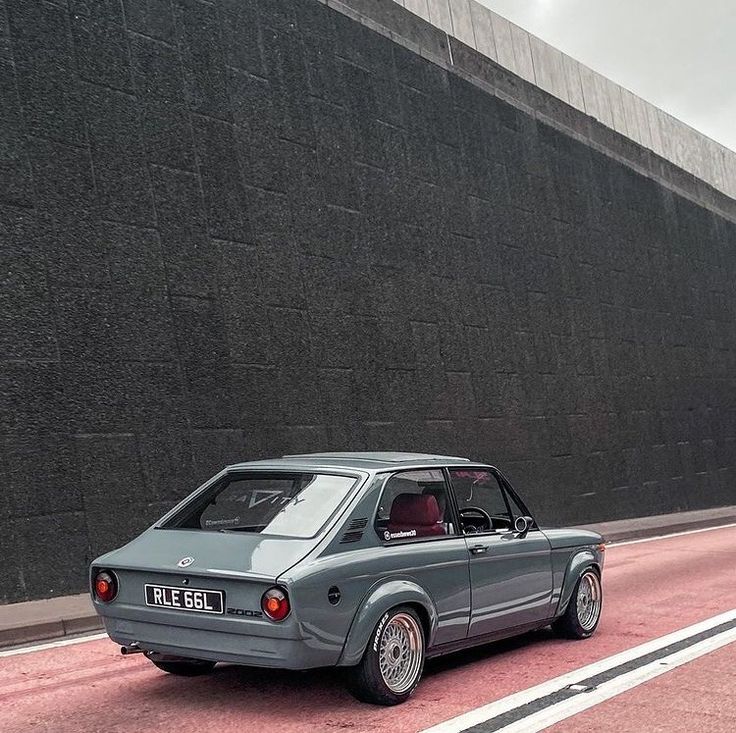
[1,523,735,732]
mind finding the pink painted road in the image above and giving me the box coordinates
[2,526,735,733]
[548,642,736,733]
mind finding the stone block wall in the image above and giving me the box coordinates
[1,0,735,602]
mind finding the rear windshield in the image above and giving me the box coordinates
[162,472,357,538]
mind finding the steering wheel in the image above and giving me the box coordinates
[459,507,493,533]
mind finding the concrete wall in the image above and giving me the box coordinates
[1,0,735,603]
[392,0,736,201]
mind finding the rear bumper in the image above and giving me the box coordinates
[102,616,340,669]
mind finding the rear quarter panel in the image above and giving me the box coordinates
[283,536,471,665]
[280,471,476,665]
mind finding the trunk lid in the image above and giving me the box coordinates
[94,530,319,640]
[101,527,317,580]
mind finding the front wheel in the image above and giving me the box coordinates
[552,569,603,639]
[346,605,425,705]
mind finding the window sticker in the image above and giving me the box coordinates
[229,490,291,508]
[384,529,418,541]
[204,517,241,527]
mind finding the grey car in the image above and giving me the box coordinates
[90,452,605,705]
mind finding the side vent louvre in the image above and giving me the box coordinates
[339,517,369,544]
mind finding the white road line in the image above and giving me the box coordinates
[0,632,109,658]
[494,625,736,733]
[609,521,736,547]
[420,608,736,733]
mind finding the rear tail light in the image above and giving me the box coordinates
[93,570,118,603]
[261,587,290,621]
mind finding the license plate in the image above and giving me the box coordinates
[145,584,224,614]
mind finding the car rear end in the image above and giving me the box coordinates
[91,467,365,669]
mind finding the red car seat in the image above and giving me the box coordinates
[387,493,445,537]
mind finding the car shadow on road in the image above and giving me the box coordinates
[19,628,575,733]
[423,627,556,677]
[131,627,559,717]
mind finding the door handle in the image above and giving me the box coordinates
[469,544,488,555]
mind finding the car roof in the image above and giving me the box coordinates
[226,451,474,472]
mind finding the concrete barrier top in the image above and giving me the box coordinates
[390,0,736,202]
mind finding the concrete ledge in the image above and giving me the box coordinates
[0,593,101,650]
[392,0,736,202]
[0,505,734,649]
[333,0,736,222]
[579,505,736,544]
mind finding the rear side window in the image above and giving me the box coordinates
[374,470,455,541]
[163,473,357,538]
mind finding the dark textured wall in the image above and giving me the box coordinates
[1,0,735,603]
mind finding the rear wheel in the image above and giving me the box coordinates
[147,655,216,676]
[552,569,602,639]
[346,605,425,705]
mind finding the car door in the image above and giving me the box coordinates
[372,469,472,646]
[447,467,554,639]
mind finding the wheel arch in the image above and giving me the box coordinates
[555,549,601,617]
[336,578,438,667]
[405,601,432,643]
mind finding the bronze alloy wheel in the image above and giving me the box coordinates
[576,571,602,631]
[377,612,424,694]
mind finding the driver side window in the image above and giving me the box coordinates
[449,469,512,533]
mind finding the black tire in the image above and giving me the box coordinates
[148,657,216,676]
[552,569,602,639]
[346,605,426,706]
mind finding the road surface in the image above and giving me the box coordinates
[2,525,735,733]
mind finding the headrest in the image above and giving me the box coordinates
[389,493,441,526]
[422,485,447,505]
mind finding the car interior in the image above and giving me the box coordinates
[387,493,446,537]
[374,471,519,538]
[450,470,515,533]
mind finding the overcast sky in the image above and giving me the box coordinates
[478,0,736,152]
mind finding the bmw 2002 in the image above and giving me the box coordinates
[91,452,604,705]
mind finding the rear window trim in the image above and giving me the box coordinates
[157,468,366,540]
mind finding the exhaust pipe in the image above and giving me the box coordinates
[121,643,144,655]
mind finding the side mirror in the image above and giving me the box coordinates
[514,515,534,535]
